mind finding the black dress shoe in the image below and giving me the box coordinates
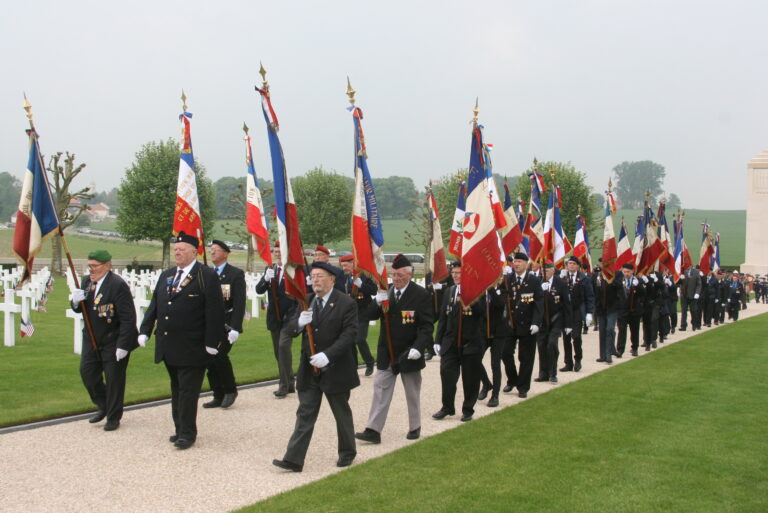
[503,385,514,393]
[630,349,638,356]
[220,393,237,408]
[460,414,473,422]
[670,327,676,333]
[596,358,607,362]
[202,398,222,408]
[518,391,528,398]
[534,376,548,382]
[574,361,582,372]
[478,385,490,400]
[174,438,195,450]
[606,356,613,363]
[89,410,106,423]
[424,353,433,361]
[651,342,657,348]
[274,390,288,398]
[272,459,303,472]
[365,364,375,377]
[406,427,421,440]
[678,327,686,331]
[559,365,573,372]
[549,376,558,383]
[337,457,355,468]
[355,428,381,444]
[432,409,454,420]
[169,434,179,443]
[103,420,120,431]
[487,396,499,407]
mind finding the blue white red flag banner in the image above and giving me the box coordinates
[256,85,307,304]
[460,123,503,307]
[427,188,449,284]
[523,171,545,261]
[517,197,529,255]
[349,104,388,291]
[448,181,466,259]
[632,215,645,270]
[573,214,592,271]
[13,129,59,285]
[712,233,720,272]
[500,183,523,256]
[637,202,665,275]
[173,111,204,254]
[542,186,571,269]
[673,216,683,277]
[698,221,715,275]
[483,148,507,231]
[601,193,618,283]
[244,130,272,266]
[656,202,677,280]
[615,218,634,271]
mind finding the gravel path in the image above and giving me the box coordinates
[2,304,765,513]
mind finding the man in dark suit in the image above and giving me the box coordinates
[594,265,622,363]
[339,254,377,376]
[679,267,702,331]
[356,254,433,444]
[560,256,594,373]
[640,270,663,350]
[424,270,452,360]
[478,271,513,407]
[535,261,572,383]
[273,261,359,472]
[71,249,138,431]
[432,261,486,421]
[727,272,746,321]
[704,271,720,327]
[505,253,543,398]
[202,240,246,409]
[139,232,225,450]
[616,263,645,357]
[255,243,298,397]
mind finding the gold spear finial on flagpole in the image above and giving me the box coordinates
[608,177,613,191]
[243,122,249,135]
[181,90,188,112]
[645,189,651,202]
[23,93,34,129]
[533,157,539,172]
[549,164,556,181]
[259,62,269,92]
[346,77,356,106]
[472,97,479,125]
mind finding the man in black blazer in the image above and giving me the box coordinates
[679,267,702,331]
[505,253,544,398]
[560,256,594,372]
[432,261,487,421]
[139,232,225,450]
[339,254,377,376]
[356,254,434,444]
[535,261,572,383]
[615,263,645,357]
[273,261,359,472]
[71,249,138,431]
[255,243,298,397]
[202,240,246,409]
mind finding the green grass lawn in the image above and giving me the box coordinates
[0,277,380,426]
[244,313,768,513]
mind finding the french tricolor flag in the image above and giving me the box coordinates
[244,129,271,266]
[448,181,466,260]
[173,111,204,254]
[615,218,633,271]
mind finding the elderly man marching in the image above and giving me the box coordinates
[355,254,434,444]
[71,250,138,431]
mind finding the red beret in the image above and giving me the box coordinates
[315,245,330,255]
[339,254,354,263]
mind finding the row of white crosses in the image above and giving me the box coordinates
[2,266,51,347]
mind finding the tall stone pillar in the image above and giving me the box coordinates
[742,150,768,275]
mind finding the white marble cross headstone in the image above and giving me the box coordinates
[1,289,22,347]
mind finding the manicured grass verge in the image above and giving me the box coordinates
[242,314,768,513]
[0,277,379,426]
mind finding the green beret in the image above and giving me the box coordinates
[88,250,112,263]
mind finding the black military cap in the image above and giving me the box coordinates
[568,256,580,264]
[310,261,339,277]
[513,252,529,262]
[175,231,199,249]
[622,263,634,270]
[450,260,462,269]
[210,240,231,253]
[392,254,412,269]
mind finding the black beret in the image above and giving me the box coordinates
[513,252,529,262]
[310,261,339,277]
[568,256,580,264]
[210,240,231,253]
[622,263,634,270]
[450,260,462,269]
[175,231,199,249]
[392,254,412,269]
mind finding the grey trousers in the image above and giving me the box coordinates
[366,367,422,433]
[283,383,356,466]
[270,326,294,393]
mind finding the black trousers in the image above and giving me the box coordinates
[80,345,130,423]
[536,328,560,379]
[515,335,537,393]
[680,297,700,329]
[205,343,236,399]
[617,313,641,353]
[704,299,717,325]
[283,383,355,466]
[479,336,505,396]
[355,320,375,366]
[164,363,206,441]
[501,337,518,388]
[562,318,583,367]
[439,345,483,416]
[642,303,659,345]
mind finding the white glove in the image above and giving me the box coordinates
[432,282,443,291]
[564,328,572,335]
[560,269,568,278]
[541,282,550,291]
[504,266,514,276]
[306,275,312,286]
[632,278,639,286]
[228,329,239,344]
[664,279,672,286]
[651,274,658,282]
[694,293,700,299]
[205,346,219,355]
[375,290,389,305]
[715,299,719,304]
[72,289,87,304]
[353,277,363,287]
[115,348,128,361]
[298,310,313,328]
[309,351,329,368]
[137,334,148,347]
[641,276,649,283]
[585,313,593,325]
[433,344,441,356]
[407,348,421,360]
[264,268,275,282]
[530,325,539,335]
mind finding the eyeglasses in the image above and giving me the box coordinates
[310,273,331,280]
[88,263,106,270]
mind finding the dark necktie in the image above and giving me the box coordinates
[215,266,221,276]
[395,290,402,303]
[316,297,324,312]
[171,269,184,292]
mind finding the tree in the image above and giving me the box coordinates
[404,186,431,257]
[666,192,682,211]
[429,170,468,247]
[612,160,666,208]
[291,166,353,246]
[214,176,244,218]
[117,138,216,268]
[0,172,21,223]
[218,182,275,273]
[91,187,119,208]
[372,176,419,219]
[47,152,94,275]
[511,161,597,249]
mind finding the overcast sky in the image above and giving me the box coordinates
[1,0,765,209]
